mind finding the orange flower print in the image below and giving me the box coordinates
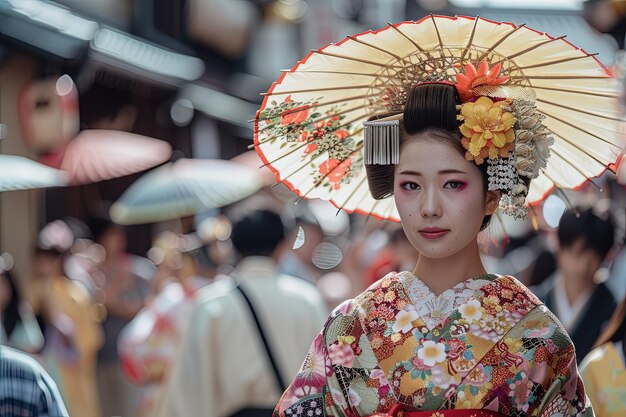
[319,158,352,190]
[455,61,509,102]
[335,129,349,140]
[280,95,310,125]
[304,143,318,155]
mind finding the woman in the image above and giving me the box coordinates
[579,296,626,417]
[31,220,103,417]
[0,258,44,352]
[272,82,593,416]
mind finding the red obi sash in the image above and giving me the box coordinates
[368,404,506,417]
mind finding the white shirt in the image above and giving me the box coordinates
[156,256,328,417]
[553,274,593,333]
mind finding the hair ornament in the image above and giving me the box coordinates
[364,59,557,219]
[363,114,402,165]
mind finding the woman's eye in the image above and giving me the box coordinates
[402,182,419,191]
[444,181,465,190]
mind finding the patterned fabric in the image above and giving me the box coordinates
[374,409,504,417]
[0,346,68,417]
[274,272,594,417]
[580,342,626,417]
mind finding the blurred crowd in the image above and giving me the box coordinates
[0,172,625,416]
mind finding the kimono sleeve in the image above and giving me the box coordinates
[274,300,356,417]
[578,352,601,414]
[536,324,595,417]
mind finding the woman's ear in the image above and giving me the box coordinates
[485,191,501,215]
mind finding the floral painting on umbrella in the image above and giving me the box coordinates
[257,95,363,193]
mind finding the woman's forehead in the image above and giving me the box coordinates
[399,138,469,168]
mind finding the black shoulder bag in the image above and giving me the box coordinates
[229,284,287,417]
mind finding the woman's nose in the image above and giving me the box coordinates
[421,188,442,217]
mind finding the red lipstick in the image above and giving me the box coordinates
[419,227,449,239]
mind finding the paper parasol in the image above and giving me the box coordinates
[40,130,172,185]
[254,15,624,221]
[110,158,263,225]
[0,155,67,191]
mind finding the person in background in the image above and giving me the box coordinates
[0,345,68,417]
[0,254,44,353]
[535,207,617,362]
[87,216,154,417]
[579,294,626,417]
[156,208,328,417]
[118,232,212,417]
[30,220,103,417]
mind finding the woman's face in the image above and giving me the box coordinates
[393,135,499,260]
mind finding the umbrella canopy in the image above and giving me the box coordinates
[40,130,172,185]
[0,155,67,192]
[254,15,624,222]
[110,158,263,225]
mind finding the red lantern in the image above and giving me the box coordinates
[18,75,79,154]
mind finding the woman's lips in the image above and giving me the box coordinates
[418,227,449,239]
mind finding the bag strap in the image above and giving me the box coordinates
[235,284,286,392]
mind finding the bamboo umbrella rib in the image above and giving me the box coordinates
[363,194,384,218]
[333,175,369,212]
[346,35,406,63]
[490,36,567,66]
[256,100,369,138]
[537,98,625,122]
[297,145,365,201]
[262,129,363,187]
[273,141,350,189]
[272,144,342,190]
[261,115,369,168]
[554,186,579,209]
[546,128,617,170]
[531,85,619,98]
[549,146,599,182]
[518,53,599,70]
[386,22,437,66]
[380,199,398,220]
[250,93,370,128]
[460,17,480,62]
[311,49,405,70]
[542,110,622,149]
[545,151,601,190]
[509,75,610,80]
[541,167,565,190]
[266,112,368,158]
[355,187,382,216]
[475,23,526,63]
[280,69,384,77]
[255,105,370,147]
[430,15,445,52]
[261,84,381,96]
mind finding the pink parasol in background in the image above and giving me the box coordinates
[40,130,172,185]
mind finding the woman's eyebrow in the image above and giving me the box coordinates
[398,169,468,176]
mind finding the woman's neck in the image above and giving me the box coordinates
[413,240,487,295]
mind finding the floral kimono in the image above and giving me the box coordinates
[580,342,626,417]
[274,272,593,417]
